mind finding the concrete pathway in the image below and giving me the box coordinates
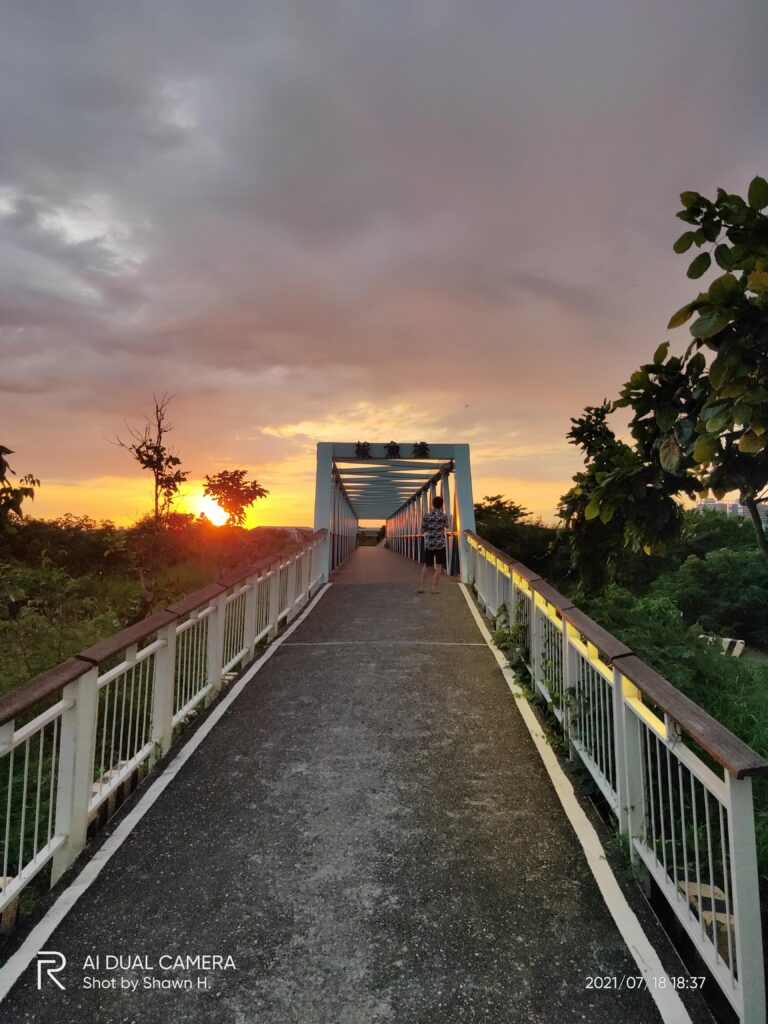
[1,551,709,1023]
[331,543,458,585]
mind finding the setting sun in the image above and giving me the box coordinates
[192,494,229,526]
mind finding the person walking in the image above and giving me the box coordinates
[419,495,450,593]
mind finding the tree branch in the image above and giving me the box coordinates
[744,496,768,564]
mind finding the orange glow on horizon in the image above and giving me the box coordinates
[21,467,570,530]
[188,493,229,526]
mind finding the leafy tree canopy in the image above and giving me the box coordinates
[560,179,768,584]
[473,494,565,577]
[0,446,39,535]
[558,403,688,591]
[651,547,768,648]
[474,494,528,528]
[203,469,268,526]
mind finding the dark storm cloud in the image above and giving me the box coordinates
[1,0,767,517]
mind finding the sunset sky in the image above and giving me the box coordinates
[2,1,767,528]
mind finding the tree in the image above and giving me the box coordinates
[473,494,528,529]
[116,394,188,524]
[620,180,768,560]
[203,470,268,526]
[557,403,692,591]
[473,494,563,577]
[0,446,39,535]
[561,179,768,575]
[651,548,768,649]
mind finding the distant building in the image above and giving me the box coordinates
[694,499,768,525]
[696,498,727,514]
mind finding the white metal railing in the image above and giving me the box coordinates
[0,530,328,921]
[385,466,462,577]
[329,470,357,574]
[465,529,767,1024]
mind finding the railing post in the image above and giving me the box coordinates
[286,555,298,622]
[51,666,99,885]
[319,533,330,585]
[610,665,631,836]
[530,597,543,696]
[244,574,258,660]
[309,539,318,592]
[491,560,498,616]
[318,534,327,587]
[206,592,227,700]
[150,622,177,765]
[561,623,576,753]
[613,668,645,861]
[508,571,518,624]
[267,561,281,639]
[726,772,766,1024]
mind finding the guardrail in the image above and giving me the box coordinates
[465,529,767,1024]
[0,530,328,926]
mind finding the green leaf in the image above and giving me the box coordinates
[714,244,733,270]
[667,304,694,329]
[701,218,721,242]
[673,231,695,254]
[584,499,601,521]
[680,191,702,209]
[673,419,695,445]
[653,341,670,363]
[708,356,730,389]
[687,252,711,279]
[693,435,719,463]
[599,502,615,524]
[733,404,753,426]
[738,430,766,454]
[747,270,768,294]
[708,273,741,303]
[747,176,768,211]
[689,352,706,376]
[705,411,731,434]
[659,437,683,473]
[701,401,728,422]
[655,405,678,431]
[690,310,730,339]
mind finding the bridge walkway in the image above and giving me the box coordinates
[2,547,708,1023]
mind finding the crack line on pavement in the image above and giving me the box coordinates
[281,640,487,646]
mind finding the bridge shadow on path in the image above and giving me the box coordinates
[2,548,711,1023]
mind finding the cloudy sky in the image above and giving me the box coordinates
[2,1,767,526]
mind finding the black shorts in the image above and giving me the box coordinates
[422,546,447,567]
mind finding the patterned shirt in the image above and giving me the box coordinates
[422,510,449,550]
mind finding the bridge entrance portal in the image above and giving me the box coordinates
[313,442,476,581]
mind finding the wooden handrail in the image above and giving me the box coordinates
[465,529,768,779]
[0,531,327,727]
[78,610,180,666]
[614,654,768,780]
[0,660,92,728]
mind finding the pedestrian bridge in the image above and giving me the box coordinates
[0,442,766,1023]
